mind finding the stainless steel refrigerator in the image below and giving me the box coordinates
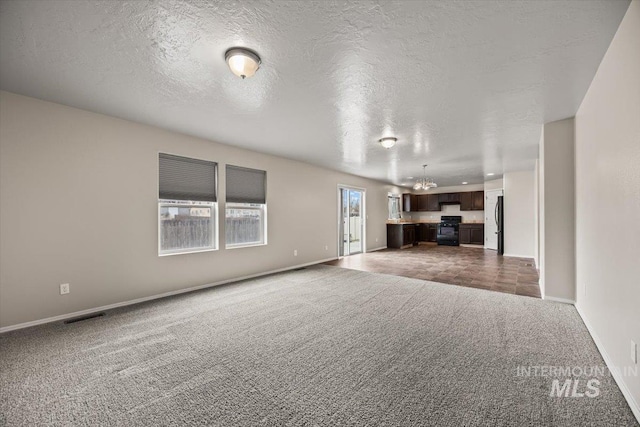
[496,195,504,255]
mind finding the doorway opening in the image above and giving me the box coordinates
[338,186,365,257]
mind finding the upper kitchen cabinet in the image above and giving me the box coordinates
[402,193,417,212]
[460,192,473,210]
[439,193,460,204]
[415,194,440,211]
[427,194,440,211]
[417,194,429,211]
[472,191,484,210]
[403,191,484,211]
[460,191,485,211]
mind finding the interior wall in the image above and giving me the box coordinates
[540,117,575,302]
[533,159,539,269]
[503,170,536,258]
[575,0,640,414]
[538,130,545,296]
[484,178,504,191]
[0,91,399,329]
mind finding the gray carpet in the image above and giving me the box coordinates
[0,265,637,426]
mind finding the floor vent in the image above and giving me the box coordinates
[64,312,106,324]
[293,267,307,271]
[525,263,534,267]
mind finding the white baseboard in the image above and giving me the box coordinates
[0,257,338,334]
[543,295,576,304]
[503,253,535,259]
[575,305,640,423]
[368,246,387,252]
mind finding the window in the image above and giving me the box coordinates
[159,153,218,255]
[225,165,267,248]
[388,194,401,220]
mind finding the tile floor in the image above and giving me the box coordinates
[325,244,541,298]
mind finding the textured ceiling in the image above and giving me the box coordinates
[0,0,630,187]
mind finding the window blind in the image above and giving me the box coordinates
[159,153,217,202]
[226,165,266,204]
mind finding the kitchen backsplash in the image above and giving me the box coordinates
[401,204,484,222]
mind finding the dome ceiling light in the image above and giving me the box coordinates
[379,137,397,149]
[225,47,261,79]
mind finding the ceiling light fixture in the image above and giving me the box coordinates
[379,137,397,149]
[462,182,468,185]
[413,164,438,190]
[225,47,261,79]
[487,172,495,176]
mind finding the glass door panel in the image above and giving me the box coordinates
[339,187,364,257]
[348,190,362,254]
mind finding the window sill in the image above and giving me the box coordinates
[159,247,218,257]
[225,242,267,250]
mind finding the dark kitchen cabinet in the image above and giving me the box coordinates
[403,225,416,246]
[460,191,485,211]
[470,226,484,245]
[417,223,429,242]
[427,194,440,211]
[459,227,471,244]
[427,223,437,242]
[472,191,484,210]
[416,223,438,242]
[402,193,417,212]
[459,224,484,245]
[387,224,416,249]
[414,194,440,211]
[416,195,429,211]
[439,193,460,204]
[403,191,482,211]
[460,192,473,210]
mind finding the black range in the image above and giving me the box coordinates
[437,216,462,246]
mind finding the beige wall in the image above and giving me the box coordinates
[503,170,536,258]
[484,178,504,191]
[539,118,575,302]
[0,91,399,328]
[533,158,539,269]
[537,130,546,295]
[575,0,640,414]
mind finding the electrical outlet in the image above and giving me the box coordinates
[375,237,379,242]
[60,283,70,295]
[324,245,328,251]
[632,341,637,364]
[294,249,298,256]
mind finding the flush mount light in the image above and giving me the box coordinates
[462,182,468,185]
[378,137,397,149]
[487,173,495,176]
[225,47,261,79]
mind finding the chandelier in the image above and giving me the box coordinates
[413,164,438,190]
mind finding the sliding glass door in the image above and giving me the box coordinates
[339,187,364,257]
